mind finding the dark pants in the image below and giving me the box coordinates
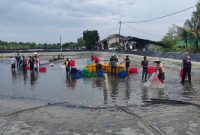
[111,67,116,75]
[182,68,191,84]
[22,64,26,71]
[158,72,165,83]
[17,61,20,68]
[142,70,148,81]
[126,66,129,74]
[66,67,70,74]
[11,64,16,72]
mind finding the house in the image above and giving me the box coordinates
[98,34,162,51]
[122,36,163,51]
[98,34,124,50]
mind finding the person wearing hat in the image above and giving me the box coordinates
[33,52,40,70]
[154,60,165,83]
[181,56,192,84]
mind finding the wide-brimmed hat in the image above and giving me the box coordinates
[154,60,161,64]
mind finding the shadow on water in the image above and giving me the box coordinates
[1,58,200,107]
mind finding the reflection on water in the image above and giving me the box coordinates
[66,75,77,90]
[125,80,131,100]
[0,58,200,107]
[30,71,39,86]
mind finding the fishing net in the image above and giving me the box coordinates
[143,72,164,88]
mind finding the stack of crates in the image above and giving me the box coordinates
[82,68,97,78]
[116,64,125,74]
[102,63,111,73]
[86,64,96,72]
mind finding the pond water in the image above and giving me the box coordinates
[0,58,199,107]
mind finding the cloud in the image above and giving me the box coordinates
[0,0,198,43]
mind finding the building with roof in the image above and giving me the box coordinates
[98,34,163,51]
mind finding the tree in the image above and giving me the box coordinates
[77,37,85,49]
[184,2,200,52]
[83,30,99,50]
[161,25,177,50]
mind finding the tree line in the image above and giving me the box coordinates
[161,1,200,53]
[0,30,99,51]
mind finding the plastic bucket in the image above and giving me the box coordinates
[118,70,128,78]
[39,67,46,72]
[97,71,104,77]
[129,67,138,73]
[147,66,155,74]
[25,65,30,70]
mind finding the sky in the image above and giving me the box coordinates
[0,0,198,43]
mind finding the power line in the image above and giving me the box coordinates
[123,5,196,23]
[123,23,163,37]
[100,23,119,40]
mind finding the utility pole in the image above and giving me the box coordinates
[118,21,122,46]
[60,35,62,56]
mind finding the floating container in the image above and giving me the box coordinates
[70,59,76,67]
[116,64,125,73]
[39,67,47,72]
[102,63,110,73]
[129,67,138,73]
[91,64,96,72]
[71,68,78,75]
[147,66,155,74]
[118,70,128,78]
[86,65,93,72]
[179,68,188,80]
[97,71,104,77]
[71,70,82,79]
[25,65,30,70]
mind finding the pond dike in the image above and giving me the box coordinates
[118,51,200,62]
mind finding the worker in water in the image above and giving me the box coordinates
[16,53,20,68]
[110,55,118,75]
[181,56,192,84]
[22,55,28,71]
[34,52,40,70]
[154,60,165,83]
[96,62,103,72]
[10,57,16,72]
[65,58,70,74]
[29,56,35,71]
[91,55,99,63]
[124,55,130,74]
[141,56,148,81]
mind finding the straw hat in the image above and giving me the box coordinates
[154,59,161,64]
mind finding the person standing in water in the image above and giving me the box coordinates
[141,56,148,81]
[34,53,40,71]
[29,56,35,71]
[124,55,130,74]
[10,57,16,72]
[22,55,28,71]
[181,56,192,84]
[64,58,70,74]
[155,60,165,83]
[16,53,20,68]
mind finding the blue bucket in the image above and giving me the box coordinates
[118,70,128,78]
[97,71,104,77]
